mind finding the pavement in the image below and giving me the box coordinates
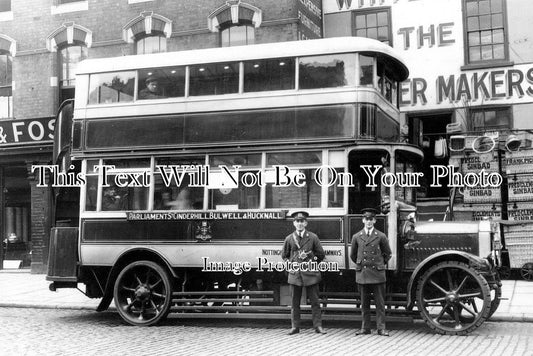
[0,269,532,322]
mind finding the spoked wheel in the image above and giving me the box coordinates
[114,260,172,326]
[416,261,491,335]
[520,263,533,281]
[497,266,511,280]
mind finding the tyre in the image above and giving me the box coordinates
[113,260,172,326]
[520,263,533,281]
[416,261,491,335]
[487,284,501,319]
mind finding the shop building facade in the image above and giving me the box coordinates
[0,0,322,272]
[323,0,533,224]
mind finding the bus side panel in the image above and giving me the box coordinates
[47,227,79,282]
[79,243,346,270]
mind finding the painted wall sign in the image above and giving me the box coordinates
[508,175,533,202]
[462,186,501,204]
[504,150,533,174]
[0,117,55,146]
[297,0,323,40]
[454,204,502,221]
[508,203,533,221]
[461,154,499,173]
[400,65,533,108]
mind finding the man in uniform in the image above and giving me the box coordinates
[282,211,326,335]
[350,208,392,336]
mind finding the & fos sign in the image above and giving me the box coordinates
[0,117,55,146]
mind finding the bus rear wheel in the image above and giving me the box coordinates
[416,261,491,335]
[114,260,172,326]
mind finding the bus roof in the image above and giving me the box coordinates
[76,37,409,81]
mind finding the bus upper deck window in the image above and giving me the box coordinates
[88,71,135,104]
[359,55,374,87]
[299,54,356,89]
[189,62,239,96]
[243,58,295,92]
[137,67,185,100]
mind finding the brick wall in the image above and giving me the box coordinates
[26,161,51,274]
[0,0,302,119]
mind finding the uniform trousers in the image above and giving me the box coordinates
[358,282,386,330]
[290,283,322,328]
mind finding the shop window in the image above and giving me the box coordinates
[135,34,167,55]
[353,8,392,46]
[221,23,255,47]
[471,107,511,131]
[0,51,12,118]
[463,0,508,63]
[59,44,87,103]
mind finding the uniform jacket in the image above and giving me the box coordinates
[350,228,392,284]
[282,230,325,287]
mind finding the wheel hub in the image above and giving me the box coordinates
[135,285,151,301]
[446,292,458,303]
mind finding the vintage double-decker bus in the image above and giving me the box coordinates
[46,37,502,335]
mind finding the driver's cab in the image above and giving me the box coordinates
[346,146,422,270]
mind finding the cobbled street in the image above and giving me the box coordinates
[0,307,531,356]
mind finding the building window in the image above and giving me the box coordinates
[353,8,392,45]
[471,107,511,131]
[122,13,172,50]
[463,0,507,63]
[208,1,262,45]
[221,24,255,47]
[135,34,167,54]
[59,45,87,103]
[0,51,12,118]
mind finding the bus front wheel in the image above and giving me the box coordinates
[113,260,172,326]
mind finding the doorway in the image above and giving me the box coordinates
[409,113,452,199]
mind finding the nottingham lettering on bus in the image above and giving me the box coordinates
[127,211,287,221]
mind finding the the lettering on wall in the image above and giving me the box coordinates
[400,66,533,106]
[335,0,419,10]
[0,117,55,146]
[398,23,455,50]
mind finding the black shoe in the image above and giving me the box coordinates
[355,329,371,335]
[288,328,300,335]
[377,329,390,336]
[315,326,327,334]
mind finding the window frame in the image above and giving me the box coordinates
[351,7,393,46]
[219,22,255,47]
[470,105,512,131]
[0,50,12,118]
[58,44,88,89]
[462,0,510,67]
[134,33,167,55]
